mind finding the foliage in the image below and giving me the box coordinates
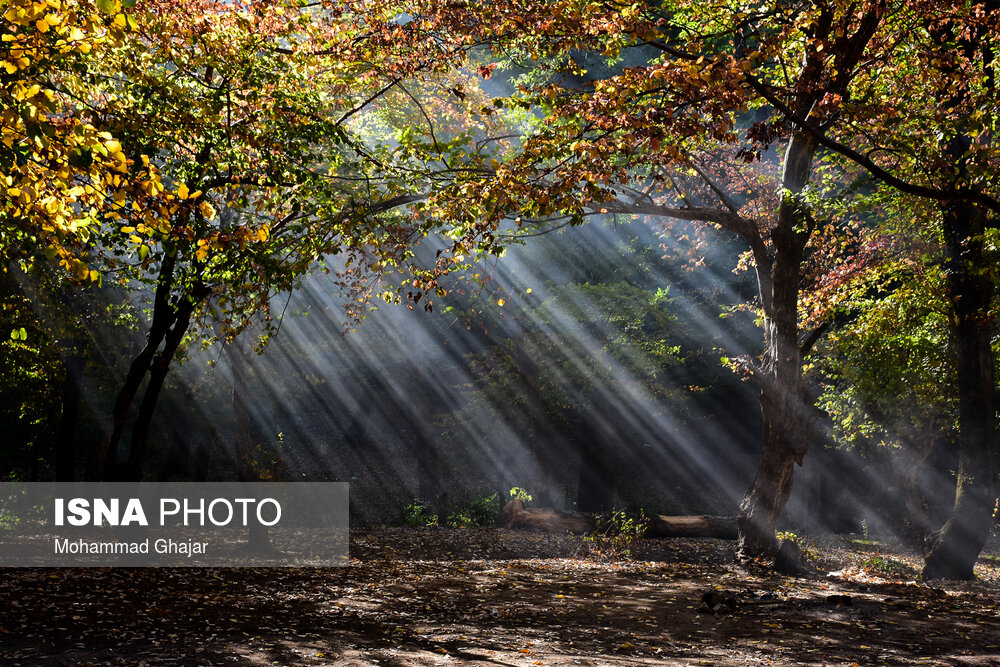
[579,509,648,562]
[508,486,532,505]
[1,0,165,279]
[445,492,501,528]
[403,499,438,527]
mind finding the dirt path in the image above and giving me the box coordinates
[2,528,999,666]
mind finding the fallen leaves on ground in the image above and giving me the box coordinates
[1,528,999,666]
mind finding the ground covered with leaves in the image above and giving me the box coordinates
[2,528,1000,666]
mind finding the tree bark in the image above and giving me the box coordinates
[730,4,884,563]
[736,127,816,561]
[922,198,996,579]
[499,501,596,534]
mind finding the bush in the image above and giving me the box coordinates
[402,500,438,527]
[445,493,501,527]
[578,509,649,561]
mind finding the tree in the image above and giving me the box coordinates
[421,0,888,561]
[779,0,1000,578]
[811,222,958,543]
[3,0,491,481]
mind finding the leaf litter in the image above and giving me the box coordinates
[1,528,999,665]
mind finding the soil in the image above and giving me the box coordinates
[2,528,1000,666]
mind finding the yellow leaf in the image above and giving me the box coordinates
[177,183,189,199]
[497,298,505,307]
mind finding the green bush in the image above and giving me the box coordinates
[402,500,438,527]
[445,493,500,527]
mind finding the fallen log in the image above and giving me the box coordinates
[646,514,738,539]
[498,499,595,534]
[498,500,737,539]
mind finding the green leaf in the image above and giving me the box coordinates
[96,0,116,14]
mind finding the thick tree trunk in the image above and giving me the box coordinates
[922,199,997,580]
[737,391,801,557]
[919,0,999,581]
[499,500,595,534]
[736,128,815,562]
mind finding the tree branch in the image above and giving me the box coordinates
[744,75,1000,214]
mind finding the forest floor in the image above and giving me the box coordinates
[2,528,1000,666]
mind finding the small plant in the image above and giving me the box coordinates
[509,487,533,504]
[859,554,915,578]
[579,509,649,562]
[445,493,500,527]
[403,500,438,527]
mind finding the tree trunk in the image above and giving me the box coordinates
[122,288,202,482]
[736,128,816,562]
[922,9,998,579]
[88,255,177,481]
[499,501,595,534]
[922,198,996,580]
